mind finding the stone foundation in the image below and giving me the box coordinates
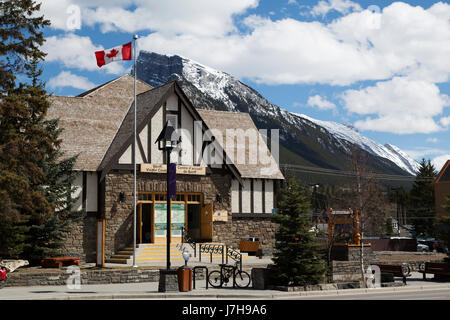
[213,217,278,249]
[6,268,160,287]
[59,214,97,263]
[103,171,232,258]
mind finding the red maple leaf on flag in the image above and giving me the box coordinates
[106,48,119,58]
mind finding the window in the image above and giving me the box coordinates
[166,114,178,130]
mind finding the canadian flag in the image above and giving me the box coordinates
[95,42,132,68]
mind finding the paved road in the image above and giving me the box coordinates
[1,280,450,300]
[284,288,450,300]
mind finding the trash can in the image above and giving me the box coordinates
[177,266,193,292]
[251,268,269,290]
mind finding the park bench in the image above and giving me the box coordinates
[374,264,411,284]
[239,239,260,255]
[41,257,81,269]
[418,262,450,280]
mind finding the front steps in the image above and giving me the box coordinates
[106,242,250,266]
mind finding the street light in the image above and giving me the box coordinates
[182,251,190,267]
[155,121,179,270]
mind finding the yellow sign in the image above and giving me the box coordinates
[140,164,206,175]
[213,210,228,222]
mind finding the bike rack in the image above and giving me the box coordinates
[199,244,225,264]
[193,266,209,290]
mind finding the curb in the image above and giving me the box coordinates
[28,283,450,300]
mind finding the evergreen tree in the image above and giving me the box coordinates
[407,159,437,238]
[0,0,79,262]
[270,176,326,286]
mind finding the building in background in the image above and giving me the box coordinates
[434,160,450,219]
[47,75,284,263]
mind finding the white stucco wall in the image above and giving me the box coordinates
[72,172,83,212]
[265,179,274,214]
[180,104,193,165]
[139,124,148,163]
[242,179,251,213]
[150,106,163,164]
[231,179,239,213]
[253,179,263,213]
[166,93,178,111]
[118,145,132,164]
[86,171,98,212]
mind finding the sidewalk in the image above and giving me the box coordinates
[1,272,449,300]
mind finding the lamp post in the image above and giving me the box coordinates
[155,121,178,270]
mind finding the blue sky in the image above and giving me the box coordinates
[37,0,450,171]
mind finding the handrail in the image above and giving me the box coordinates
[226,246,242,271]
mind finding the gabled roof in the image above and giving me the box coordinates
[98,81,175,174]
[434,160,450,184]
[98,81,243,183]
[197,110,284,180]
[49,75,283,181]
[47,75,152,171]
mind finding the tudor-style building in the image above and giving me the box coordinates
[434,160,450,219]
[47,75,283,263]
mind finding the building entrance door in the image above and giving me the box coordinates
[200,203,213,240]
[138,203,153,244]
[137,192,205,244]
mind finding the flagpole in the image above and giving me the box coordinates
[132,34,138,268]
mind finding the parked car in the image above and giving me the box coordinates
[417,243,429,252]
[417,239,448,253]
[434,241,449,254]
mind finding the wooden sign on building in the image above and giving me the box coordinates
[140,164,206,175]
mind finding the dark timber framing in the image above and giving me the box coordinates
[99,81,243,186]
[262,179,266,214]
[238,182,243,213]
[250,179,254,214]
[82,171,87,213]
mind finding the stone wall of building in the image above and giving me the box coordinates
[213,217,279,250]
[6,268,161,287]
[103,170,232,258]
[60,214,97,263]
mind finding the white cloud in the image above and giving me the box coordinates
[38,2,450,88]
[42,33,126,75]
[403,148,447,160]
[310,0,362,17]
[41,0,258,36]
[426,137,439,143]
[307,95,336,110]
[440,115,450,127]
[341,77,449,134]
[47,71,96,91]
[432,154,450,172]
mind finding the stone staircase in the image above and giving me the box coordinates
[106,242,250,266]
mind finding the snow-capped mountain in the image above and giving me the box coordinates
[296,114,420,175]
[135,51,419,177]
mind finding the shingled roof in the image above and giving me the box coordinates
[197,110,284,180]
[434,160,450,183]
[48,76,283,181]
[47,74,152,171]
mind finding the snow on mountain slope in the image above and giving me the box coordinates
[297,113,419,175]
[135,51,420,175]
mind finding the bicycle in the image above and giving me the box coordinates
[0,265,7,289]
[208,261,251,288]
